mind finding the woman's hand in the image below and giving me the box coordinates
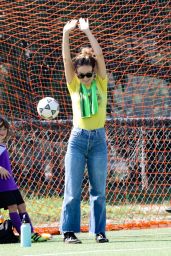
[63,19,78,34]
[0,166,11,179]
[78,18,90,33]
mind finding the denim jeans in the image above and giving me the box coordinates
[60,127,107,234]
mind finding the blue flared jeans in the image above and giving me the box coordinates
[60,127,107,234]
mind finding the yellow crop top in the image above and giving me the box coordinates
[67,74,108,130]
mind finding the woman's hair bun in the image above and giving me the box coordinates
[80,47,94,58]
[73,47,96,69]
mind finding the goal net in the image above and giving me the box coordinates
[0,0,170,232]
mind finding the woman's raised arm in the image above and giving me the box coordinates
[78,18,106,79]
[62,19,78,84]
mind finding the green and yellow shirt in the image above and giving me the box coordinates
[67,74,108,130]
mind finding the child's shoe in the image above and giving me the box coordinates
[31,232,47,242]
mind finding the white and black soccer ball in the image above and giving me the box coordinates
[37,97,59,120]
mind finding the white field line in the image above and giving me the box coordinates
[24,246,171,256]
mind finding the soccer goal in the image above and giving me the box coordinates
[0,0,170,232]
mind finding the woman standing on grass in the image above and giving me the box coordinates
[60,18,109,244]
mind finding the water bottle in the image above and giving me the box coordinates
[20,214,31,247]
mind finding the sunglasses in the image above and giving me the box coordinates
[77,72,93,79]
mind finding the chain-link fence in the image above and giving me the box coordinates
[5,118,170,228]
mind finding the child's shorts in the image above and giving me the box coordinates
[0,189,24,210]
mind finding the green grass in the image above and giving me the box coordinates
[22,196,171,225]
[1,196,170,226]
[0,228,171,256]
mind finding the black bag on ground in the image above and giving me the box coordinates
[0,219,19,244]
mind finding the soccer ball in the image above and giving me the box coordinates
[37,97,59,120]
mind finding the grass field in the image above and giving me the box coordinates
[1,196,169,226]
[0,228,171,256]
